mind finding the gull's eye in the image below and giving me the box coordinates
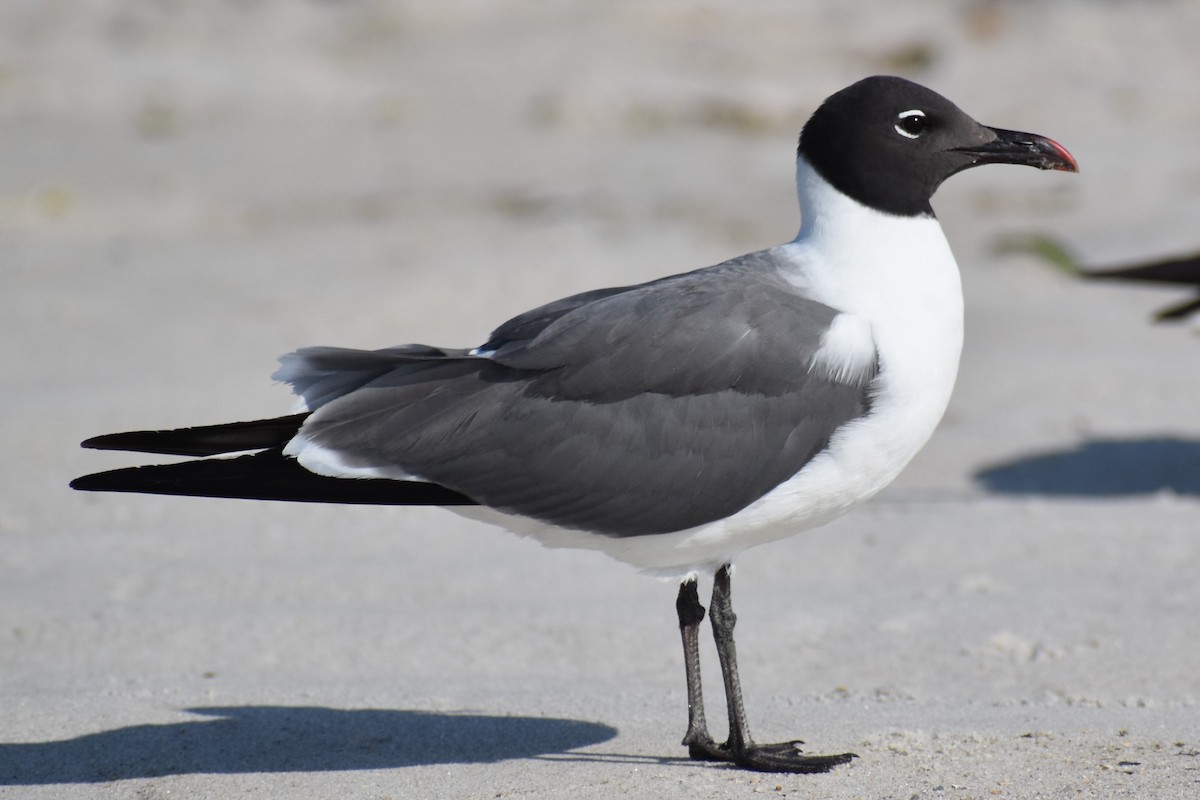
[894,109,928,139]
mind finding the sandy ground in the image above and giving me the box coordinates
[3,1,1200,798]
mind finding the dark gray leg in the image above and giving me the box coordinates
[683,564,856,773]
[676,578,724,759]
[708,564,755,753]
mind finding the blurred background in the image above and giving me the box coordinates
[3,2,1199,795]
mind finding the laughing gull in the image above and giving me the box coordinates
[72,76,1077,773]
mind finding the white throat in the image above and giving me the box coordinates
[781,157,964,364]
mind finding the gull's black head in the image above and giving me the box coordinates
[799,76,1078,217]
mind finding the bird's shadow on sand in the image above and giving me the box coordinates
[974,436,1200,497]
[0,706,619,785]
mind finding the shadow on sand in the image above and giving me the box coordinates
[974,436,1200,497]
[0,706,618,784]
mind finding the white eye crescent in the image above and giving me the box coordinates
[894,109,927,139]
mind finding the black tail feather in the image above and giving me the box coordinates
[81,414,310,457]
[70,448,478,507]
[1082,254,1200,286]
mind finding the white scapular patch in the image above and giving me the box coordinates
[282,435,425,482]
[808,313,876,386]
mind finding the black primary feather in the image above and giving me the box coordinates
[70,448,476,506]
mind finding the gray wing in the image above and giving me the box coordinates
[275,344,467,411]
[478,285,637,352]
[293,256,876,537]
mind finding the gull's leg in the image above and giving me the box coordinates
[677,578,727,760]
[707,563,857,774]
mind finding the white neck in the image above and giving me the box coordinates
[782,157,962,334]
[795,155,866,242]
